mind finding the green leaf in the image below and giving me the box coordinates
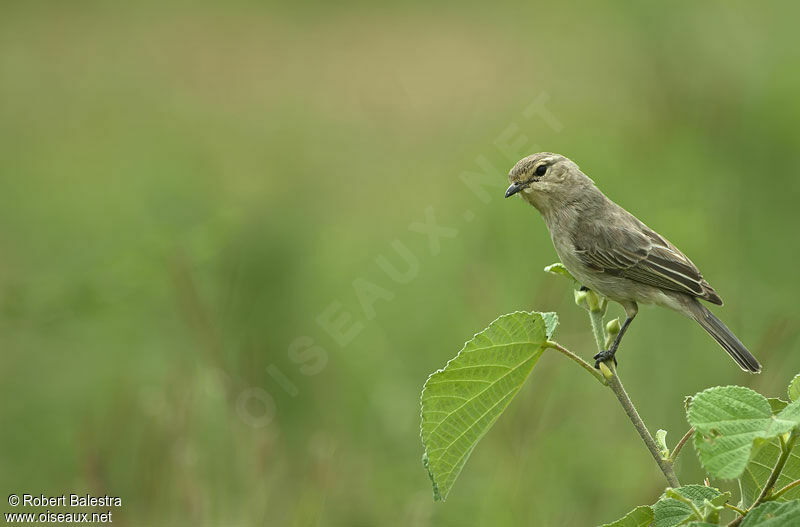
[541,311,559,341]
[543,262,576,282]
[740,437,800,507]
[768,398,789,414]
[653,485,729,527]
[420,311,556,501]
[742,396,800,507]
[687,386,800,479]
[789,374,800,403]
[739,500,800,526]
[653,496,696,526]
[599,505,653,527]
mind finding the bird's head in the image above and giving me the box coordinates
[505,152,593,212]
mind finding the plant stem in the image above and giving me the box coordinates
[588,308,607,352]
[724,503,747,516]
[669,490,705,519]
[755,431,797,504]
[580,298,681,488]
[546,340,605,385]
[599,361,681,488]
[669,427,695,463]
[727,515,744,526]
[771,478,800,500]
[545,334,680,486]
[728,431,800,526]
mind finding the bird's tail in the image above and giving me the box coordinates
[687,300,761,373]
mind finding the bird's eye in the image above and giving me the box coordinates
[535,164,548,177]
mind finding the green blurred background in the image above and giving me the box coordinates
[2,1,800,525]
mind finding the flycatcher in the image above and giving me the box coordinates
[505,152,760,372]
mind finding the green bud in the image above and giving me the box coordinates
[656,429,669,460]
[604,318,621,348]
[574,289,590,310]
[586,290,600,311]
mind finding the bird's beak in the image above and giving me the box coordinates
[505,182,523,198]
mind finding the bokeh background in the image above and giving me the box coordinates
[2,1,800,525]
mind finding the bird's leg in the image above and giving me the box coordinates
[593,317,632,367]
[594,302,638,369]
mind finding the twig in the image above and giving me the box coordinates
[546,341,605,385]
[545,335,680,486]
[756,432,797,503]
[727,514,744,527]
[725,511,747,527]
[668,489,705,519]
[579,296,681,488]
[587,307,607,352]
[771,478,800,500]
[727,431,798,526]
[724,503,747,516]
[669,427,695,463]
[599,361,681,488]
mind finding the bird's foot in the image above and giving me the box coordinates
[593,349,617,369]
[579,285,590,292]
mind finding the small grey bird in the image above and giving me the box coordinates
[505,152,760,372]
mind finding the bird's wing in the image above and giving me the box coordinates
[573,221,723,305]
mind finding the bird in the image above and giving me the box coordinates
[504,152,760,373]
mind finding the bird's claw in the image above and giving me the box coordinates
[593,350,617,369]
